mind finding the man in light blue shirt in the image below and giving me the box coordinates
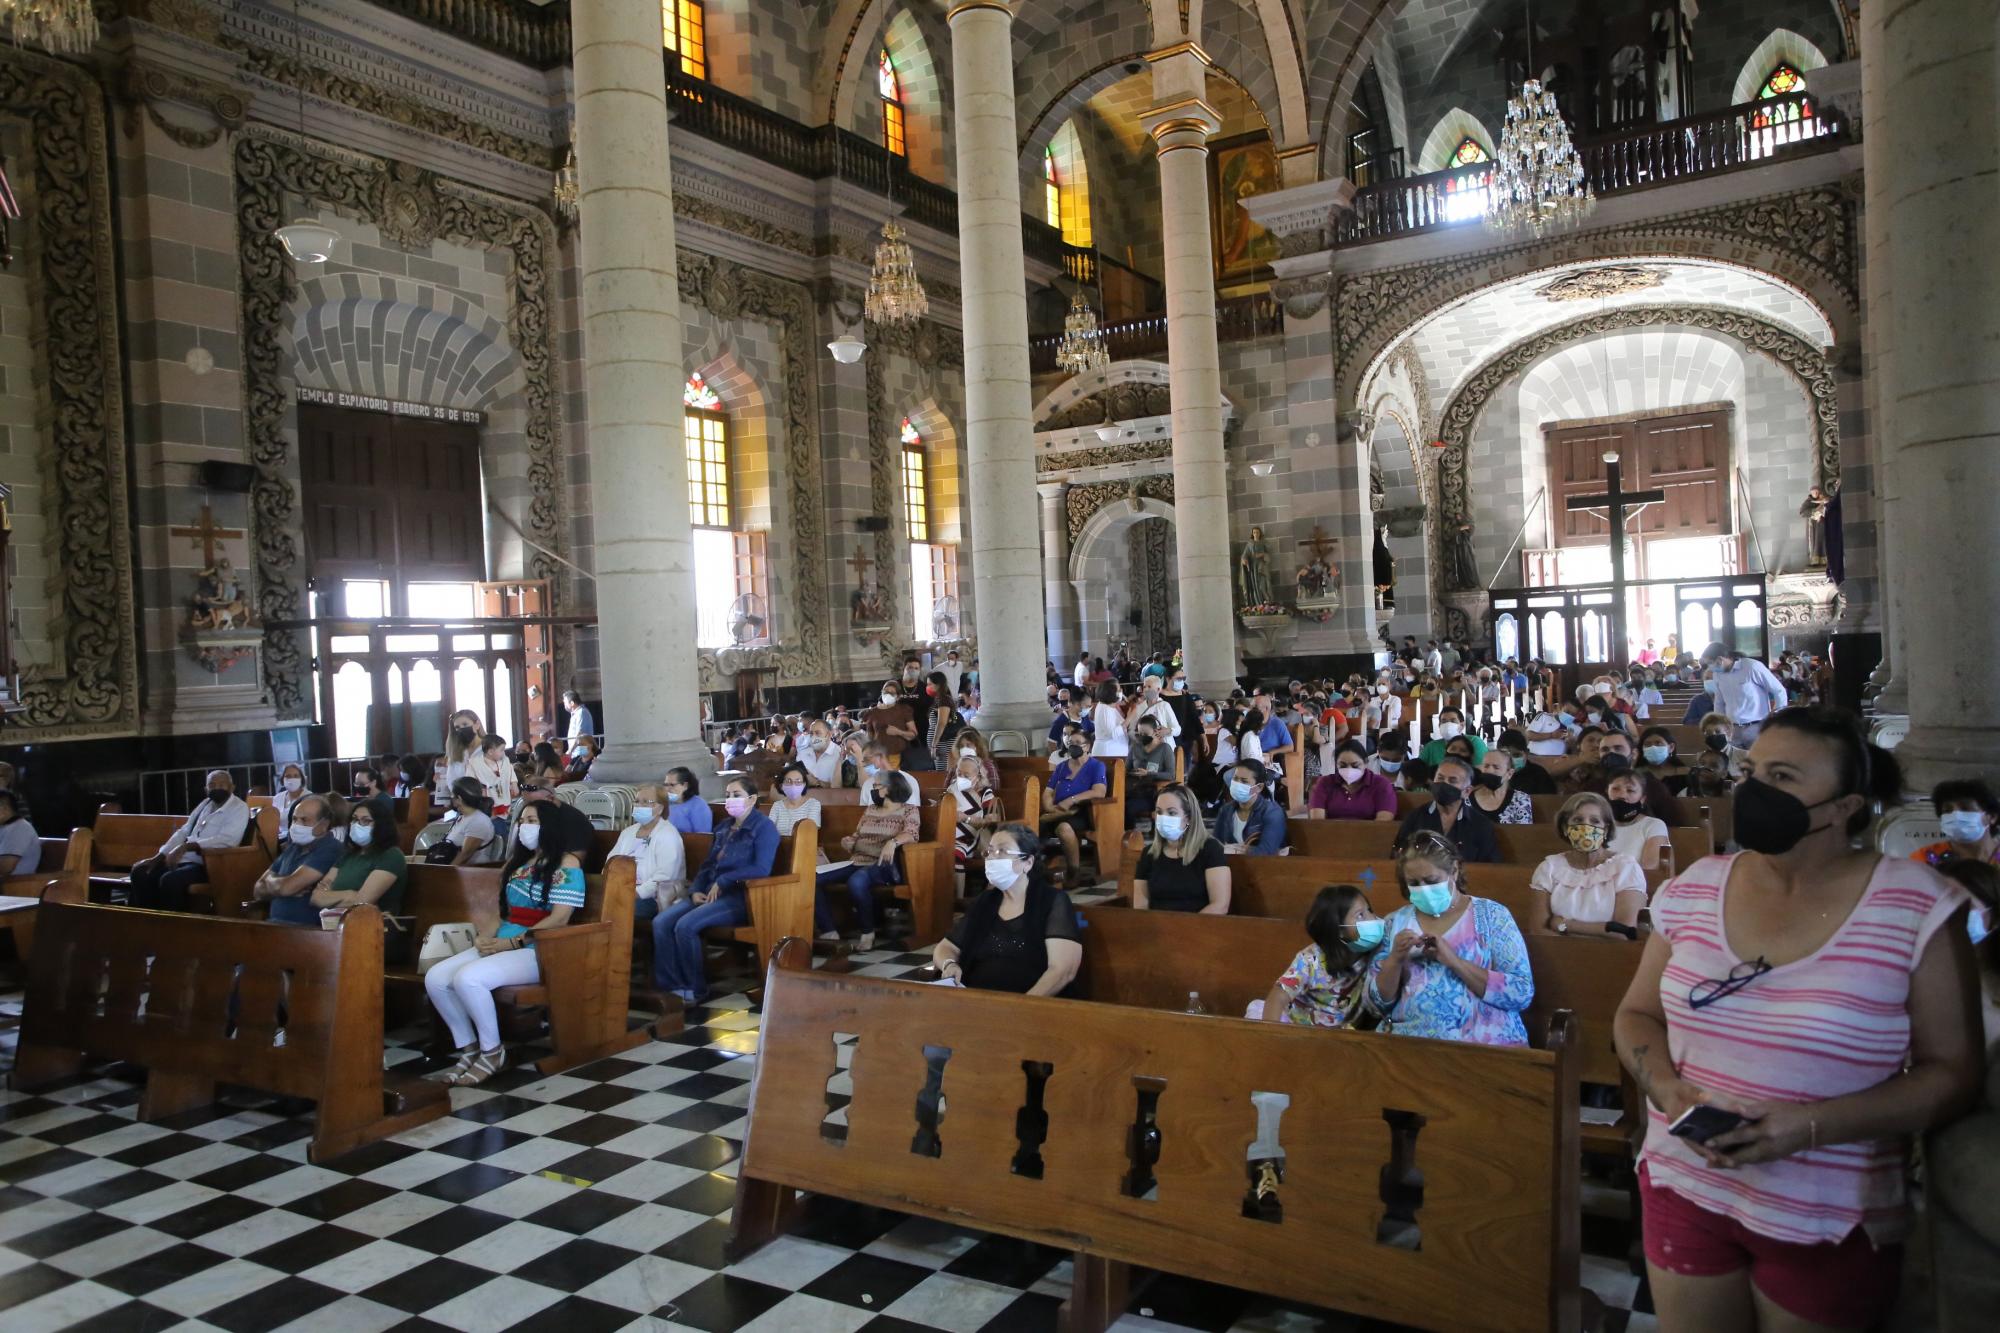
[1698,643,1790,745]
[563,689,595,749]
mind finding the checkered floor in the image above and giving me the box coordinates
[0,946,1656,1333]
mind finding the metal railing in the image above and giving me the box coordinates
[1334,90,1846,246]
[138,758,389,818]
[367,0,570,68]
[1029,292,1283,374]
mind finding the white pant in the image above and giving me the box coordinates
[424,943,541,1051]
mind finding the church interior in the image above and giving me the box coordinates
[0,1,1995,1331]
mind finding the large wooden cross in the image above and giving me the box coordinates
[846,545,875,582]
[170,503,245,568]
[1565,450,1664,668]
[1300,524,1337,564]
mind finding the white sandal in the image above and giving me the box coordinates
[447,1047,506,1086]
[432,1044,478,1082]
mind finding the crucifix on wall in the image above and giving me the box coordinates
[847,543,886,626]
[1564,451,1664,668]
[1294,523,1338,603]
[173,503,253,633]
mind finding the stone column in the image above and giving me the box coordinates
[572,2,712,787]
[1146,52,1239,695]
[1858,0,1907,723]
[949,1,1048,742]
[1872,0,2000,786]
[1038,481,1077,664]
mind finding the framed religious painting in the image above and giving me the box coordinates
[1208,131,1280,282]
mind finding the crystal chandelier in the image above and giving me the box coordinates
[1054,290,1109,375]
[864,220,928,326]
[1485,77,1594,235]
[0,0,99,55]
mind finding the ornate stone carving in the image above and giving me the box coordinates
[1378,504,1427,540]
[115,61,247,150]
[1433,305,1845,541]
[1066,476,1175,541]
[1272,272,1329,320]
[0,48,141,739]
[1536,265,1668,301]
[1337,187,1858,382]
[235,129,568,718]
[676,252,833,687]
[374,161,443,250]
[122,0,223,42]
[1036,381,1174,432]
[1275,227,1328,259]
[1767,572,1844,629]
[675,190,815,259]
[1036,438,1173,475]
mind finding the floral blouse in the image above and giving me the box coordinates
[1274,944,1368,1027]
[1366,897,1533,1045]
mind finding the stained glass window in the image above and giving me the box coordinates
[879,49,906,157]
[1759,64,1804,98]
[661,1,706,80]
[900,431,928,542]
[1452,137,1490,166]
[1044,148,1063,231]
[683,372,721,411]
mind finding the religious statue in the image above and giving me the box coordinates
[850,577,886,626]
[1446,519,1481,592]
[1799,485,1829,566]
[190,556,251,631]
[1296,559,1332,602]
[1237,526,1274,608]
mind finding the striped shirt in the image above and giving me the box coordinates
[1641,853,1967,1245]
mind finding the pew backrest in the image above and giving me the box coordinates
[739,940,1582,1333]
[1523,933,1646,1087]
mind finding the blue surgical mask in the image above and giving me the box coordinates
[1377,759,1403,774]
[1940,810,1990,844]
[1642,744,1672,765]
[348,823,374,847]
[1228,780,1254,804]
[1154,813,1186,842]
[1348,918,1386,951]
[632,805,658,824]
[1511,755,1527,770]
[1408,881,1454,916]
[1971,909,1994,948]
[667,790,685,804]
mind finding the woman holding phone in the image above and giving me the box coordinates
[1613,707,1980,1333]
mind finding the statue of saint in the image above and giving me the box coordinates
[1237,526,1274,607]
[850,577,886,626]
[1799,485,1829,566]
[191,557,250,631]
[1446,519,1481,592]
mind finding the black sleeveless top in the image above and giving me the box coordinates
[948,876,1080,994]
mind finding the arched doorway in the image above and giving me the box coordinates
[1069,498,1179,662]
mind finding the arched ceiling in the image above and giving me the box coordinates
[1359,257,1837,433]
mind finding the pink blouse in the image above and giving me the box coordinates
[1641,853,1967,1244]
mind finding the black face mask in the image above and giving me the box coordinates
[207,787,231,806]
[1135,733,1154,746]
[1704,733,1731,753]
[455,727,476,742]
[1609,798,1645,822]
[1066,744,1084,760]
[1430,781,1464,808]
[1734,777,1841,855]
[1472,771,1503,791]
[1599,752,1633,773]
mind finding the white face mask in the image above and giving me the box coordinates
[1336,765,1366,784]
[1436,722,1462,740]
[959,748,977,760]
[348,822,375,847]
[881,693,897,706]
[282,776,302,792]
[984,855,1022,890]
[632,805,658,825]
[1376,684,1390,696]
[517,823,543,850]
[952,776,973,793]
[289,823,317,845]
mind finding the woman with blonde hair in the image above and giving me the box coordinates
[1132,783,1230,913]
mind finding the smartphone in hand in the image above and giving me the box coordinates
[1668,1102,1752,1146]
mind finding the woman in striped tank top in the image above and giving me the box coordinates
[1614,707,1982,1332]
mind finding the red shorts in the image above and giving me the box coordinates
[1639,1164,1901,1327]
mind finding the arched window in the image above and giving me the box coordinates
[900,417,960,642]
[900,417,928,542]
[1452,137,1490,166]
[879,48,906,157]
[661,1,706,80]
[683,372,728,528]
[682,372,769,648]
[1044,148,1062,232]
[1758,63,1805,98]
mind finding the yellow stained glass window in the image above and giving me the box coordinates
[1759,64,1804,98]
[1452,136,1490,166]
[880,49,906,157]
[900,428,928,542]
[662,0,706,80]
[684,376,728,527]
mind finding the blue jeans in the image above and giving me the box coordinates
[815,861,896,935]
[651,891,749,996]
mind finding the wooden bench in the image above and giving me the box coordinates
[388,858,671,1072]
[1287,817,1681,869]
[682,824,819,979]
[996,755,1127,878]
[1215,853,1672,932]
[1075,904,1645,1158]
[88,807,276,917]
[811,802,954,947]
[15,878,449,1162]
[729,936,1585,1333]
[0,833,91,961]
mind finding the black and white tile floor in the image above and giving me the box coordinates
[0,953,1656,1333]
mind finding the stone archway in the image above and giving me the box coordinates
[1069,496,1179,662]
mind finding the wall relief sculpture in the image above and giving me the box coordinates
[1066,476,1175,541]
[0,48,140,739]
[235,129,567,719]
[1036,381,1175,432]
[1536,265,1668,301]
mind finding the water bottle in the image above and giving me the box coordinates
[1185,990,1208,1015]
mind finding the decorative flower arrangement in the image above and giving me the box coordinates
[1239,603,1287,618]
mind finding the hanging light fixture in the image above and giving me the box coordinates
[827,328,867,364]
[552,120,579,223]
[0,0,99,55]
[1055,290,1109,376]
[1485,0,1594,236]
[274,0,340,264]
[864,219,928,326]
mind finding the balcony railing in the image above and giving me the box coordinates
[1334,91,1846,246]
[1029,292,1282,377]
[368,0,570,68]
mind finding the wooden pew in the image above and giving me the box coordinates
[88,808,276,915]
[388,859,674,1070]
[729,937,1584,1333]
[1287,817,1661,867]
[1277,722,1306,814]
[681,824,819,978]
[0,833,91,961]
[996,772,1043,824]
[995,755,1127,878]
[1076,905,1645,1156]
[16,880,449,1162]
[1223,853,1672,932]
[811,802,954,947]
